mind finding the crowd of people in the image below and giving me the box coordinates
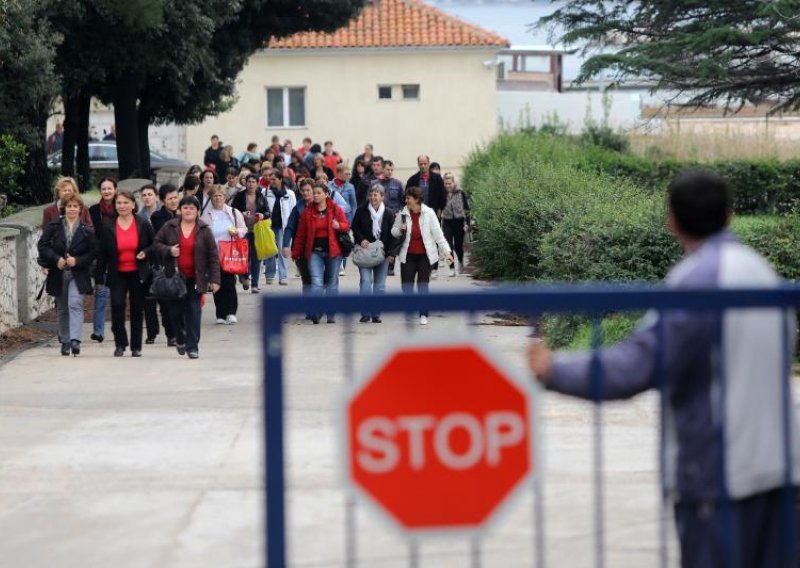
[36,136,470,358]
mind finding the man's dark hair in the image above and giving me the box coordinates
[372,155,383,165]
[310,143,322,153]
[140,183,157,194]
[430,162,441,172]
[668,169,733,238]
[182,175,200,191]
[158,183,178,202]
[245,173,259,183]
[383,159,394,168]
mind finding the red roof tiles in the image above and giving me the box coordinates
[267,0,509,50]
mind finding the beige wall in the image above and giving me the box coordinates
[185,48,500,182]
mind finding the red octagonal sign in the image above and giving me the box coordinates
[344,340,534,534]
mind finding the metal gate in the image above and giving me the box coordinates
[262,285,800,567]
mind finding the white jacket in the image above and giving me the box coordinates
[200,203,247,241]
[264,187,297,230]
[391,204,451,265]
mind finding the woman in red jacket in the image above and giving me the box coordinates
[291,181,350,324]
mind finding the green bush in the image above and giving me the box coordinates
[0,134,28,206]
[731,214,800,280]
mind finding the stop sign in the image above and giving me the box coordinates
[344,341,534,534]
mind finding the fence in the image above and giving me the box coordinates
[261,285,800,567]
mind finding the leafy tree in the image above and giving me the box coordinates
[0,0,60,204]
[539,0,800,112]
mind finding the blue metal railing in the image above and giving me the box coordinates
[262,284,800,567]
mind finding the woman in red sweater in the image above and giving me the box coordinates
[291,182,350,324]
[94,190,154,357]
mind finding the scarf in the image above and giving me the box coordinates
[99,198,115,222]
[369,202,385,240]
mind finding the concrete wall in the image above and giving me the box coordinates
[185,47,501,181]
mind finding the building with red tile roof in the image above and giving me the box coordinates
[267,0,508,50]
[186,0,509,180]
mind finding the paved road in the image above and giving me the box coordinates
[0,268,673,567]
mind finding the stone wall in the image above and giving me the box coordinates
[0,227,20,333]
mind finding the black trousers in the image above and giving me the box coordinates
[442,218,465,265]
[213,272,238,319]
[170,278,202,352]
[144,297,174,340]
[400,253,432,317]
[110,271,145,351]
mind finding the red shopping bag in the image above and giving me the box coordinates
[219,238,249,275]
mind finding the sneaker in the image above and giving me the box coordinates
[226,315,238,324]
[145,337,156,344]
[449,268,457,277]
[327,316,336,324]
[266,278,275,285]
[114,347,125,357]
[359,315,371,323]
[419,315,429,325]
[176,344,186,356]
[90,333,104,343]
[216,318,227,325]
[372,317,382,324]
[131,350,142,357]
[167,337,177,347]
[242,279,250,291]
[279,279,288,286]
[251,287,260,294]
[187,351,199,359]
[431,270,439,280]
[339,268,345,276]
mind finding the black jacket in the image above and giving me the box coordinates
[351,205,397,255]
[406,171,446,213]
[94,216,155,286]
[37,218,96,296]
[231,190,269,231]
[89,202,116,230]
[150,207,177,235]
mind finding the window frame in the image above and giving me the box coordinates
[265,86,307,129]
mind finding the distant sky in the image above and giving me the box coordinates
[428,0,587,79]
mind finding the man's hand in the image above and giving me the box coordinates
[281,247,291,258]
[210,283,220,294]
[56,257,67,270]
[527,340,553,384]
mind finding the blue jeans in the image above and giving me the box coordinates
[309,252,341,318]
[358,259,389,318]
[246,232,261,287]
[263,227,286,281]
[93,284,110,336]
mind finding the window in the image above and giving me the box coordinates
[377,84,421,101]
[402,84,420,100]
[378,86,392,100]
[266,87,306,128]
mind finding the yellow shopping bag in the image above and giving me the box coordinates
[254,219,278,260]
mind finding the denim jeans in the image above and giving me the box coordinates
[246,232,261,287]
[263,227,286,281]
[358,259,389,318]
[309,251,341,318]
[57,271,84,343]
[93,283,110,336]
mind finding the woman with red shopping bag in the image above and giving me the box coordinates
[200,185,247,324]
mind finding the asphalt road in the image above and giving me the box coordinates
[0,267,673,567]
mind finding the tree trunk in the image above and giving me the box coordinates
[24,101,53,205]
[137,105,152,180]
[61,89,78,178]
[76,89,91,192]
[114,72,141,180]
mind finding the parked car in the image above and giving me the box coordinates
[47,142,190,174]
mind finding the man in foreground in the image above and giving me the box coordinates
[528,170,800,567]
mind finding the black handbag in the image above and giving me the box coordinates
[337,231,355,256]
[149,262,187,300]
